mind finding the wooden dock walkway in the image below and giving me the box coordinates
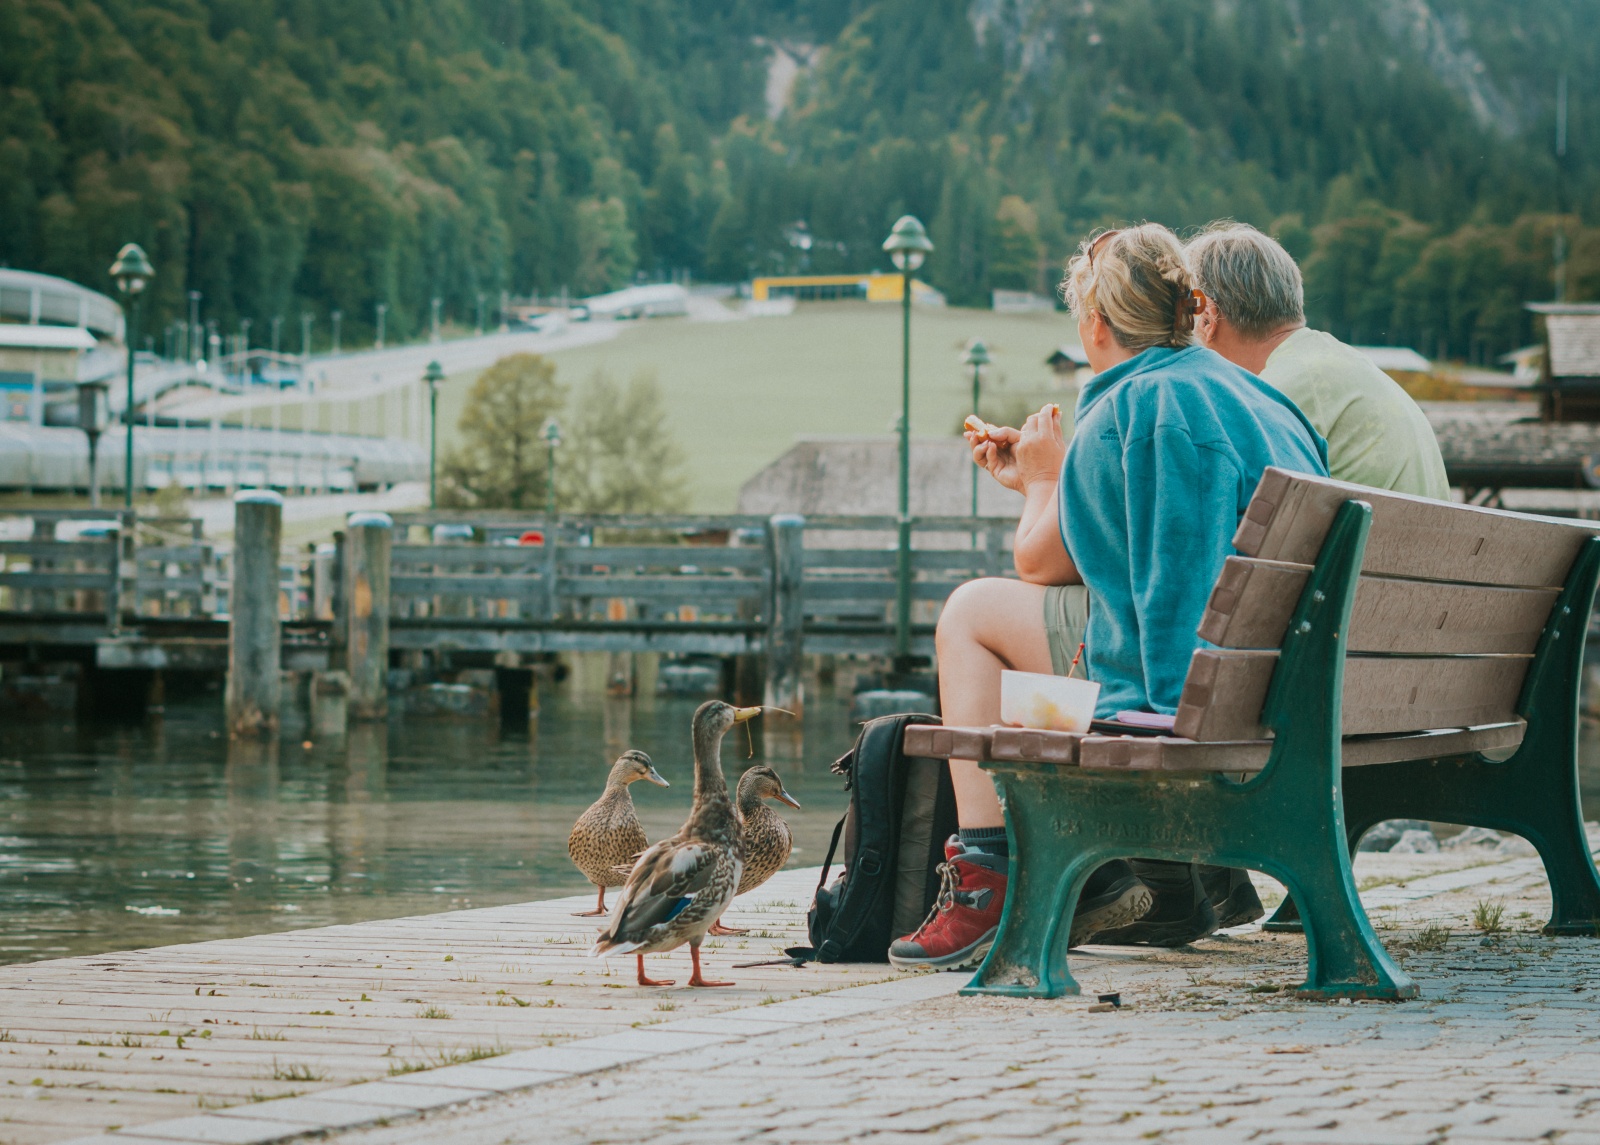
[0,869,896,1145]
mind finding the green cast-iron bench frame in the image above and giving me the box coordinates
[904,468,1600,1001]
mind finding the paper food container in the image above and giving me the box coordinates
[999,669,1100,733]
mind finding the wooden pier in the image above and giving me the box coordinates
[1,508,1018,718]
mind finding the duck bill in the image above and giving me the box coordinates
[776,787,801,810]
[732,706,762,723]
[645,767,670,787]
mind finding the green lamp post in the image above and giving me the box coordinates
[109,243,154,509]
[882,215,933,667]
[423,360,445,508]
[542,418,562,516]
[963,338,991,517]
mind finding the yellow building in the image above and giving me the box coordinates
[750,274,945,305]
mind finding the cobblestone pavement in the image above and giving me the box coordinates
[329,849,1600,1145]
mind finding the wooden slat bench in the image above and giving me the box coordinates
[904,468,1600,1001]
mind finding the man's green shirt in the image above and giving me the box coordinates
[1258,327,1450,500]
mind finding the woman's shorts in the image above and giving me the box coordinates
[1042,584,1090,676]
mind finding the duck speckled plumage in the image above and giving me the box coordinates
[735,765,801,895]
[708,765,800,936]
[567,749,669,917]
[590,700,759,987]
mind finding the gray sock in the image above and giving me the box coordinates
[958,826,1010,860]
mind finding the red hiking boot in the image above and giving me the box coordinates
[888,838,1006,971]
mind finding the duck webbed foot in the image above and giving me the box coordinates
[636,954,675,987]
[706,920,748,936]
[687,942,735,987]
[573,886,608,917]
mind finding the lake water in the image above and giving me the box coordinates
[0,689,860,966]
[4,691,1599,967]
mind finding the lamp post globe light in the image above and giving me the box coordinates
[423,360,446,508]
[881,214,933,667]
[963,338,991,517]
[109,243,154,509]
[542,418,562,517]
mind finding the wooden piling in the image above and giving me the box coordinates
[226,490,283,738]
[344,511,392,720]
[311,541,337,620]
[310,669,350,737]
[765,513,805,716]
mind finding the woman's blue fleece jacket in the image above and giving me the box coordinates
[1059,344,1329,717]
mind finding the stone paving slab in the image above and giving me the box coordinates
[51,975,968,1145]
[31,839,1600,1145]
[308,841,1600,1145]
[1,868,888,1145]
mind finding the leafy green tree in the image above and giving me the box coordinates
[560,371,689,514]
[574,197,638,295]
[5,0,1600,361]
[990,195,1044,293]
[439,354,566,510]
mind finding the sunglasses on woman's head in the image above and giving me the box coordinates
[1086,229,1121,266]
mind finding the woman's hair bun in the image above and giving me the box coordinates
[1061,223,1199,352]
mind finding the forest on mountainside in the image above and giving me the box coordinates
[3,0,1599,360]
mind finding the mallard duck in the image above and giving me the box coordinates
[567,749,669,917]
[708,765,800,936]
[591,700,759,987]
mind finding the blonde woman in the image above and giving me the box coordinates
[889,224,1329,971]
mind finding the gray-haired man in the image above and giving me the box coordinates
[1187,222,1449,499]
[1101,223,1452,949]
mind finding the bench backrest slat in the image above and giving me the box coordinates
[1200,557,1561,655]
[1235,468,1596,587]
[1174,649,1531,741]
[1165,469,1596,745]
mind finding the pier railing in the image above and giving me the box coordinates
[1,507,1018,708]
[0,511,218,629]
[369,511,1014,655]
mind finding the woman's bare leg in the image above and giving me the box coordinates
[935,578,1056,829]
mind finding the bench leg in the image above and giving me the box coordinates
[960,774,1096,998]
[1261,897,1301,931]
[1262,809,1383,933]
[1339,749,1600,936]
[1271,842,1417,1000]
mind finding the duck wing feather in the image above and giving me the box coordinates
[593,837,720,952]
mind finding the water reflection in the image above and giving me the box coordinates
[7,696,1598,967]
[0,689,856,965]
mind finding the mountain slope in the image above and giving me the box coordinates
[2,0,1596,359]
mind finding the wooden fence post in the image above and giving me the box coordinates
[312,541,337,620]
[345,511,393,720]
[227,490,283,738]
[765,514,805,715]
[116,510,137,627]
[29,515,52,614]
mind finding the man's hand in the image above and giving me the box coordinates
[966,404,1064,493]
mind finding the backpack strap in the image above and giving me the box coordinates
[815,813,847,896]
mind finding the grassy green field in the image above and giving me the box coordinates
[433,302,1077,512]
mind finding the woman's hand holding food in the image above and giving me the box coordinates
[964,405,1064,494]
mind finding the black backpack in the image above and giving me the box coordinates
[801,712,958,963]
